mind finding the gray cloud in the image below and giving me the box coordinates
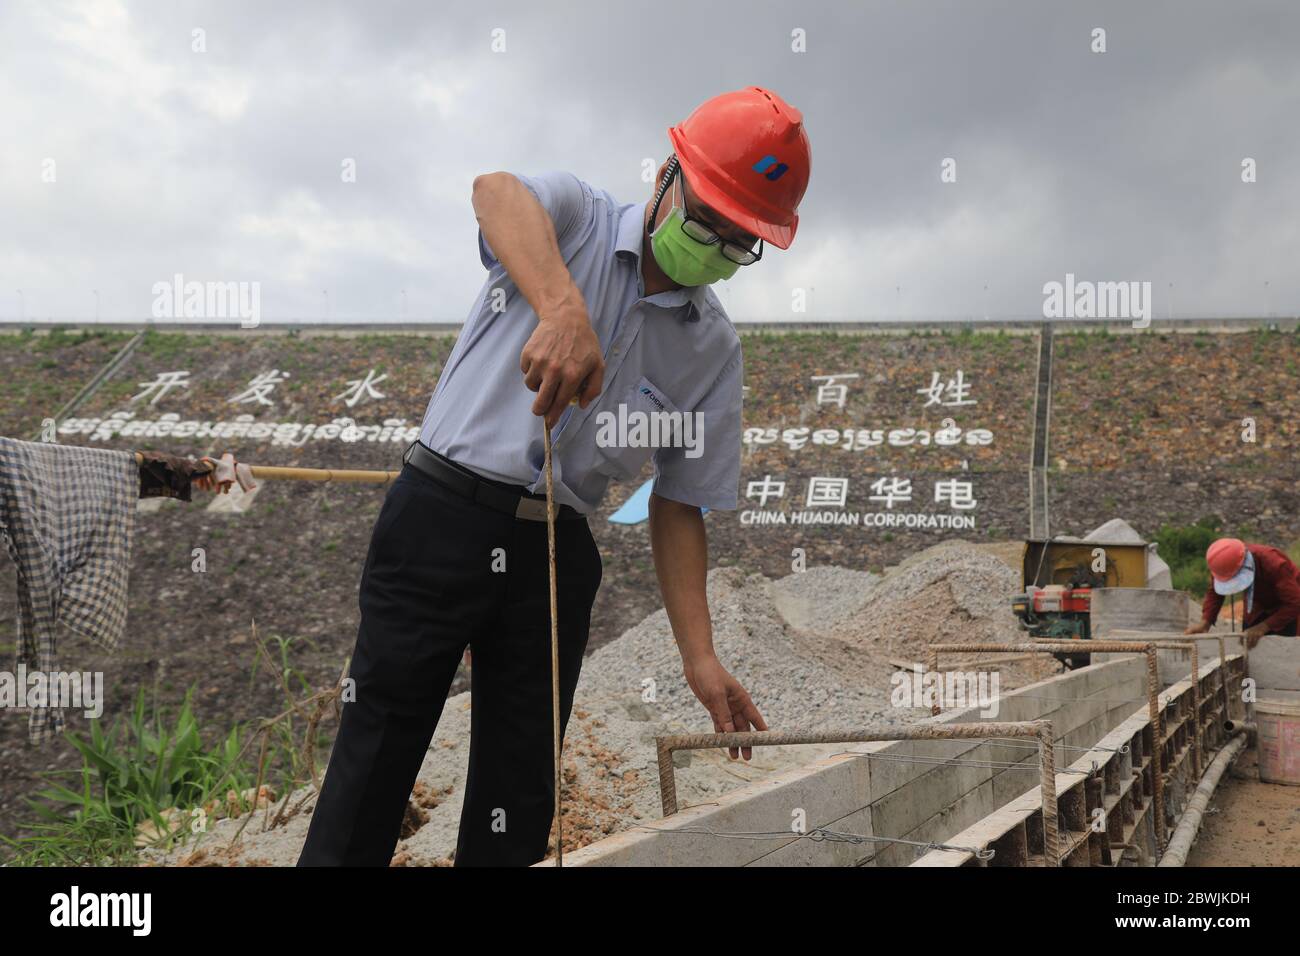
[1,0,1296,323]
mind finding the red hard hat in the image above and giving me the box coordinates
[1206,538,1246,581]
[667,87,812,250]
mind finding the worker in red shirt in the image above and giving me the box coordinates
[1185,538,1300,647]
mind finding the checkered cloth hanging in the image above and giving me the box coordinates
[0,438,136,744]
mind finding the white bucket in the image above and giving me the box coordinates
[1257,698,1300,786]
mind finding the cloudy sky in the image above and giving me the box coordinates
[2,0,1297,323]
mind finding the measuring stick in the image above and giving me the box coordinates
[543,416,562,867]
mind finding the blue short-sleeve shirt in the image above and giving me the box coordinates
[418,171,744,514]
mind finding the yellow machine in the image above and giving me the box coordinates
[1012,538,1149,667]
[1020,539,1149,590]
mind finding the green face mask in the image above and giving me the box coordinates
[650,205,741,287]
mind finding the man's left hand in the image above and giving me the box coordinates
[682,654,767,760]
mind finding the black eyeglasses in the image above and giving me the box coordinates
[649,159,764,266]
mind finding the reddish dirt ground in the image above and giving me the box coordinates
[1184,747,1300,866]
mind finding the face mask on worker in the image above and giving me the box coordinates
[649,174,742,287]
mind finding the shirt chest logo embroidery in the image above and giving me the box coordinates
[638,385,666,411]
[594,382,704,461]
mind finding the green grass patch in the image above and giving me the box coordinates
[1153,516,1221,596]
[137,330,221,359]
[0,690,253,866]
[2,633,327,866]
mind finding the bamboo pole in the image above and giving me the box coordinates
[1158,732,1247,867]
[133,451,399,484]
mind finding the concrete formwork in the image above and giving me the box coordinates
[552,641,1249,867]
[915,651,1246,866]
[554,656,1154,867]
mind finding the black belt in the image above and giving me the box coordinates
[401,440,583,523]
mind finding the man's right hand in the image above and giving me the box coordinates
[1183,620,1210,635]
[519,288,604,427]
[682,652,767,761]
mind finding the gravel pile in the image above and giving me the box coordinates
[833,542,1057,697]
[576,565,886,729]
[147,541,1046,866]
[837,540,1028,659]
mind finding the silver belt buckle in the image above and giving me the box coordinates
[514,496,549,522]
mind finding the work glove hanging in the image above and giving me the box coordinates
[195,453,257,495]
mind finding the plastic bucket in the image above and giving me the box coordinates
[1256,698,1300,786]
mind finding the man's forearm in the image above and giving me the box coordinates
[648,493,715,664]
[472,172,581,321]
[1202,590,1223,626]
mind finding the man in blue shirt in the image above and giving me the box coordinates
[299,87,812,866]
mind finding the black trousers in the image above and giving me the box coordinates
[297,462,602,866]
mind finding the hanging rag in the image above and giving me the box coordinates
[0,438,137,744]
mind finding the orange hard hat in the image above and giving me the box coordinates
[1207,538,1253,595]
[667,87,812,249]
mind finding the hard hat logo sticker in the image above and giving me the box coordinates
[752,155,789,180]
